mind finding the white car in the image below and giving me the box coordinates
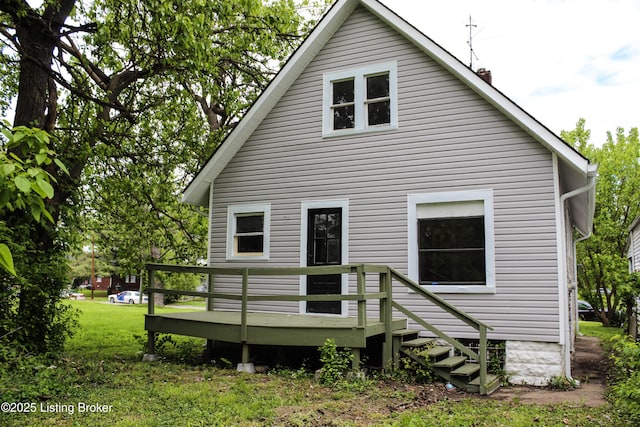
[108,291,148,304]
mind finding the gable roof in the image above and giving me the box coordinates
[183,0,596,231]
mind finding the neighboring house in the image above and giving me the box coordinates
[73,274,140,293]
[107,274,141,295]
[181,0,596,385]
[628,216,640,273]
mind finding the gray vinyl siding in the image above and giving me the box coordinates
[209,6,561,342]
[629,224,640,272]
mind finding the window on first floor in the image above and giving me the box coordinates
[226,204,271,260]
[419,216,486,286]
[408,191,495,293]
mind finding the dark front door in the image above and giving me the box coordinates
[306,208,342,314]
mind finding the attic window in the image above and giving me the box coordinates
[331,79,355,129]
[323,62,397,136]
[366,73,390,126]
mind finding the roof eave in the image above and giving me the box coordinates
[184,0,594,206]
[182,0,360,206]
[360,0,591,176]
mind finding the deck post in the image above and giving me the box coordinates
[356,265,366,328]
[240,268,249,342]
[352,347,361,371]
[142,267,158,362]
[206,271,215,358]
[207,271,214,312]
[242,343,250,364]
[237,343,255,373]
[144,331,156,356]
[382,268,393,372]
[147,268,155,316]
[479,325,488,395]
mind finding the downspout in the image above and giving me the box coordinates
[560,168,597,381]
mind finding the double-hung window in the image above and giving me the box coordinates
[323,62,397,136]
[418,216,485,286]
[226,204,271,260]
[408,191,495,293]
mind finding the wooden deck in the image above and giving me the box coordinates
[143,264,496,394]
[145,310,407,348]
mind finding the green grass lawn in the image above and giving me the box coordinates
[579,320,623,344]
[0,303,629,426]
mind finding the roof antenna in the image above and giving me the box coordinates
[466,15,478,69]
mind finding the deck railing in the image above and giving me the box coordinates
[145,263,493,394]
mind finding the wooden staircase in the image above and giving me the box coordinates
[393,328,501,395]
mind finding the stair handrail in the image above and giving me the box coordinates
[388,267,493,395]
[388,267,492,331]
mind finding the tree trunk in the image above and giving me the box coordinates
[10,0,75,129]
[3,1,77,354]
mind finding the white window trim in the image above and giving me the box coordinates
[322,61,398,137]
[299,199,349,316]
[226,204,271,261]
[407,190,496,294]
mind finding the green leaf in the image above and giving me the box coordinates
[35,177,54,199]
[35,152,47,165]
[31,203,42,222]
[14,175,31,193]
[0,189,11,209]
[0,163,16,177]
[41,206,54,223]
[0,243,16,276]
[34,129,50,144]
[12,131,24,142]
[54,158,70,176]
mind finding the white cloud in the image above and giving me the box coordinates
[379,0,640,144]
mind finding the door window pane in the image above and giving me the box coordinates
[307,209,342,314]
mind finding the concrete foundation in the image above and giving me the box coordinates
[505,341,564,386]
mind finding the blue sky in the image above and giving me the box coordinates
[380,0,640,145]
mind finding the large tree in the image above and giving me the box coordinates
[562,119,640,327]
[0,0,327,353]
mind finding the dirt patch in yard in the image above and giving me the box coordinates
[274,337,610,425]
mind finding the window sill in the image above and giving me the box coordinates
[225,255,269,262]
[322,124,397,139]
[412,285,496,294]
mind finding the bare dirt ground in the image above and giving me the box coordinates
[488,336,608,406]
[274,337,610,425]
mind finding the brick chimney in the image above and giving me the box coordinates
[476,68,492,85]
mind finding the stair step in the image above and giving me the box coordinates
[451,363,480,377]
[468,374,502,395]
[424,346,450,359]
[392,328,420,337]
[433,355,467,369]
[401,338,433,347]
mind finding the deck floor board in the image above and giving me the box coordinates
[145,311,407,347]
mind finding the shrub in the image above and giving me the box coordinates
[547,375,577,391]
[609,335,640,423]
[395,348,433,383]
[318,338,354,385]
